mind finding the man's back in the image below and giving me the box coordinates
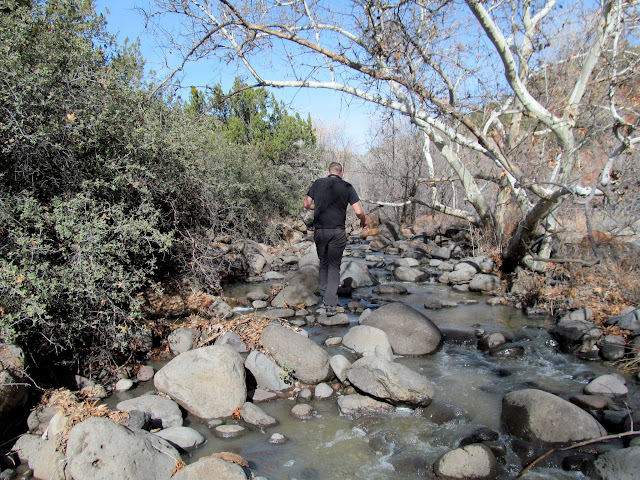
[308,174,359,229]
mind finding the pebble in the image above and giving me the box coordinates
[115,378,134,392]
[291,404,315,420]
[268,433,288,445]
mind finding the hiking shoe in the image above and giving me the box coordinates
[323,305,345,316]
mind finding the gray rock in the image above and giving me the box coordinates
[297,388,312,401]
[314,383,334,400]
[117,394,183,428]
[599,335,626,361]
[0,344,29,420]
[246,252,267,275]
[215,332,249,353]
[32,438,66,480]
[423,297,458,309]
[469,274,501,292]
[252,300,268,309]
[550,317,601,353]
[361,302,442,355]
[245,351,290,391]
[26,406,56,435]
[583,446,640,480]
[569,394,612,411]
[66,417,180,480]
[171,456,248,480]
[290,403,315,420]
[433,444,498,480]
[342,325,393,360]
[115,378,134,392]
[372,284,408,295]
[330,355,351,383]
[264,271,285,281]
[154,345,247,419]
[337,394,395,418]
[584,374,628,397]
[340,260,378,287]
[240,402,277,428]
[393,266,429,282]
[271,284,318,308]
[605,308,640,334]
[324,337,342,346]
[478,333,507,351]
[317,313,350,326]
[268,433,288,445]
[154,426,206,452]
[501,389,607,446]
[213,424,246,439]
[262,308,296,319]
[446,268,476,285]
[208,298,234,319]
[261,325,331,384]
[247,291,270,302]
[346,356,435,407]
[11,434,45,469]
[168,327,197,355]
[136,365,155,382]
[430,246,452,260]
[460,256,495,273]
[287,265,319,293]
[251,389,278,403]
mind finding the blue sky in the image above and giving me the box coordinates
[95,0,375,153]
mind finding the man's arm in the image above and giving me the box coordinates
[303,195,314,210]
[351,201,367,229]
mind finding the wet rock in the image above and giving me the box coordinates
[584,374,628,398]
[424,297,458,309]
[361,302,442,355]
[324,336,342,346]
[346,356,435,407]
[372,284,408,295]
[154,426,206,452]
[172,456,248,480]
[215,332,249,353]
[214,424,246,439]
[240,402,277,428]
[245,351,290,391]
[511,438,537,467]
[66,417,179,480]
[261,325,331,385]
[117,394,183,428]
[115,378,134,392]
[469,274,501,292]
[459,427,500,446]
[342,325,393,360]
[583,446,640,480]
[168,327,197,355]
[317,313,350,326]
[271,284,318,308]
[423,402,470,425]
[501,389,607,447]
[251,389,278,403]
[269,433,288,445]
[337,394,395,418]
[478,333,507,351]
[550,315,601,354]
[290,404,315,420]
[297,388,312,401]
[433,443,498,480]
[489,344,525,358]
[154,345,247,419]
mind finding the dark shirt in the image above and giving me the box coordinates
[307,174,360,229]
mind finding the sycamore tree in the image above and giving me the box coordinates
[147,0,639,272]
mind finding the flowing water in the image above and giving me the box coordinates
[113,245,638,479]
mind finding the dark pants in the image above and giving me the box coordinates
[314,228,347,306]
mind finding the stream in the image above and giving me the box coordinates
[112,242,638,480]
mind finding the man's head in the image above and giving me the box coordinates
[328,162,343,177]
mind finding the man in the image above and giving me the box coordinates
[303,162,366,308]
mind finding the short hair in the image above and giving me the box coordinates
[328,162,343,174]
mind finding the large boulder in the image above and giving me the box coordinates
[260,325,331,384]
[286,265,319,293]
[433,444,499,480]
[501,389,607,447]
[66,417,180,480]
[360,302,442,355]
[154,426,206,452]
[116,394,183,428]
[245,351,290,391]
[172,456,248,480]
[346,356,435,407]
[154,345,246,419]
[584,374,628,398]
[550,313,601,353]
[393,266,429,282]
[342,325,393,360]
[270,284,318,308]
[340,260,378,288]
[468,274,501,292]
[605,308,640,335]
